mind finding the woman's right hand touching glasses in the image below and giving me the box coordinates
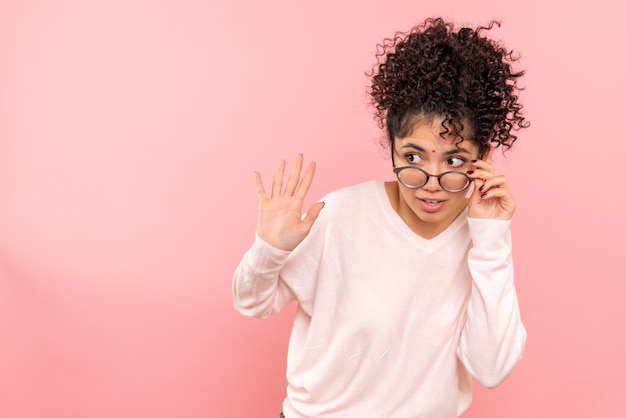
[254,154,325,251]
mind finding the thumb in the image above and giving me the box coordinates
[302,201,325,231]
[467,180,483,207]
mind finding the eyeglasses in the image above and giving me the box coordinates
[393,166,472,192]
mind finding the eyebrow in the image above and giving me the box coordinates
[400,142,473,156]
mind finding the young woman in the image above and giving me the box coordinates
[233,17,528,417]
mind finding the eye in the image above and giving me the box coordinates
[447,157,465,168]
[406,153,424,164]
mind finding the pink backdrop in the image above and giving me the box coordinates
[1,0,625,417]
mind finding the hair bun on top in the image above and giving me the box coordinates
[369,17,529,156]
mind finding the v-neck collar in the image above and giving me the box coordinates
[374,181,468,248]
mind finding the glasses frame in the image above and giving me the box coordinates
[392,166,473,192]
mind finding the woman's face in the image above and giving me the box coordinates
[392,118,480,238]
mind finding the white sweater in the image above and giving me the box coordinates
[233,181,526,418]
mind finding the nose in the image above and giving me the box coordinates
[422,172,442,191]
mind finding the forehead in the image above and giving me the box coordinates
[397,120,478,154]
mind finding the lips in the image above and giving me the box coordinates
[418,197,445,212]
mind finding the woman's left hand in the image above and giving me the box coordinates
[466,160,516,220]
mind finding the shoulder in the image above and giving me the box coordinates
[310,181,387,230]
[289,183,383,259]
[315,181,385,220]
[321,181,382,206]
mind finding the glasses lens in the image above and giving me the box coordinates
[440,172,470,192]
[397,168,427,188]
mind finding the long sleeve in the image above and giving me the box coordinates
[232,234,294,318]
[232,182,527,417]
[457,218,527,388]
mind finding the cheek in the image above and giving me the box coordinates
[449,192,469,207]
[397,185,412,202]
[397,186,422,208]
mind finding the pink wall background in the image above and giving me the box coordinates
[1,0,625,417]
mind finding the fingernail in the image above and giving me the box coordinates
[481,193,487,199]
[479,185,484,192]
[466,170,474,175]
[471,160,478,163]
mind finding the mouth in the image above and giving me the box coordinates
[418,198,445,212]
[420,198,444,206]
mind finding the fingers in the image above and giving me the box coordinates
[466,160,508,197]
[284,154,304,195]
[254,155,323,251]
[264,154,315,198]
[479,186,515,205]
[466,159,516,218]
[271,159,287,197]
[466,159,494,182]
[254,171,267,201]
[295,161,316,200]
[478,175,511,197]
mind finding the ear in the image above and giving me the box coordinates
[480,146,491,160]
[389,138,396,165]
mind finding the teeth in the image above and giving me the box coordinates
[424,200,440,204]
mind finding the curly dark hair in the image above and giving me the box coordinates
[369,17,529,157]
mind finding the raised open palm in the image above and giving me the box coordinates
[254,154,325,251]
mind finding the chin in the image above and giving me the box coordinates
[412,204,464,226]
